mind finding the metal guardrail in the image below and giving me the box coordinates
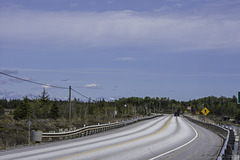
[183,116,237,160]
[218,128,230,160]
[40,115,162,141]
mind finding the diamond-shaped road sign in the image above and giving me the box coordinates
[201,107,210,116]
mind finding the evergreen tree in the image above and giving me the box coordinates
[13,96,33,120]
[39,88,50,103]
[0,104,4,115]
[235,109,240,121]
[38,88,50,118]
[0,98,8,108]
[50,101,60,119]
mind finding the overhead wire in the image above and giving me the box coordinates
[0,71,68,89]
[0,71,95,101]
[71,88,96,102]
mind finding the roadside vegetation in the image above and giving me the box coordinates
[0,89,239,149]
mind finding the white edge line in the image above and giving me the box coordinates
[148,118,198,160]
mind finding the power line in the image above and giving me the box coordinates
[0,71,95,101]
[71,88,96,102]
[0,71,68,89]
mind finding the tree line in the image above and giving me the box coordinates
[0,89,239,122]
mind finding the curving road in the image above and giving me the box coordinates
[0,115,223,160]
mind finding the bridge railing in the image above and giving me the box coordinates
[32,114,163,143]
[183,115,237,160]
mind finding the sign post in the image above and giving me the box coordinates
[28,120,32,145]
[238,92,240,104]
[201,107,210,122]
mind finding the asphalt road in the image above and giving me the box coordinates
[0,115,223,160]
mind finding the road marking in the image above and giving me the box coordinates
[56,116,172,160]
[162,129,200,160]
[148,118,198,160]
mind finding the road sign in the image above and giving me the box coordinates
[201,107,210,116]
[238,92,240,104]
[28,120,32,127]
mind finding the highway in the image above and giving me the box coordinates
[0,115,223,160]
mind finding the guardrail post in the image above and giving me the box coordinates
[48,131,55,141]
[59,129,63,140]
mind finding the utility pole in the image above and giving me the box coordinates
[159,99,161,113]
[113,99,117,118]
[69,86,72,122]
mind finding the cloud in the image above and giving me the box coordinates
[9,78,22,83]
[0,80,7,85]
[0,7,240,52]
[84,83,102,89]
[8,77,33,84]
[153,6,170,12]
[109,97,115,101]
[0,88,37,99]
[0,88,20,99]
[0,67,130,76]
[107,1,113,4]
[70,3,79,8]
[0,68,18,74]
[42,84,52,89]
[175,3,182,8]
[115,57,136,61]
[60,79,70,82]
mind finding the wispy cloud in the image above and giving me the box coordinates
[0,67,129,75]
[0,88,20,99]
[60,79,70,82]
[84,83,102,89]
[0,80,7,85]
[0,7,239,52]
[107,1,113,4]
[8,77,33,84]
[42,84,52,89]
[115,57,136,61]
[0,68,18,74]
[8,78,23,83]
[70,3,79,8]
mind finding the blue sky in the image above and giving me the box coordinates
[0,0,240,101]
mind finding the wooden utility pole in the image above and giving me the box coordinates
[69,86,72,121]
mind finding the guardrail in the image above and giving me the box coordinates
[32,114,162,143]
[183,116,237,160]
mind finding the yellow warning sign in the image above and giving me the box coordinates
[201,107,210,116]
